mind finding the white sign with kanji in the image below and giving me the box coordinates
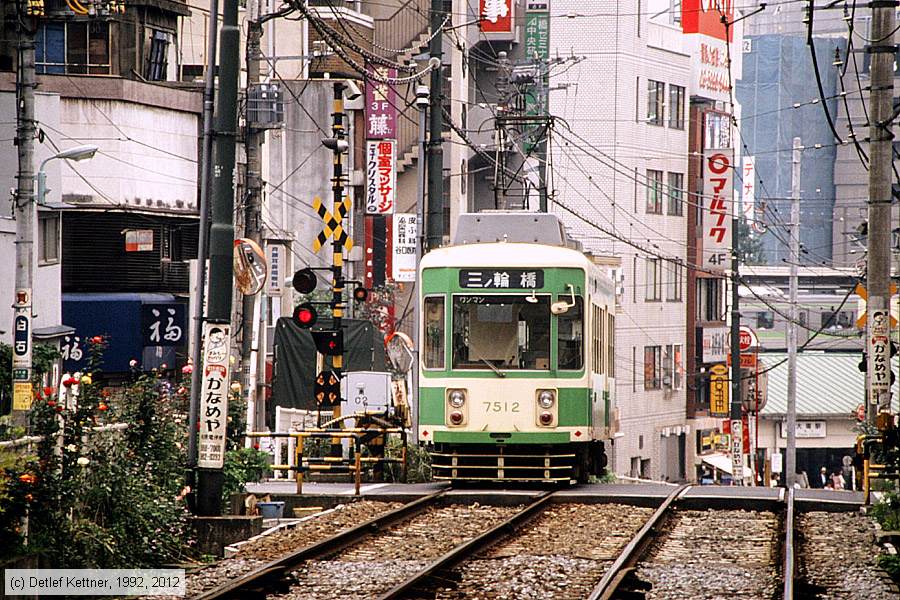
[198,323,231,469]
[391,213,417,282]
[702,150,733,271]
[868,308,891,404]
[366,140,396,214]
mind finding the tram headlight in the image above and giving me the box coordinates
[537,390,555,409]
[448,389,466,408]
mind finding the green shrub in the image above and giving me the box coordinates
[871,492,900,531]
[222,447,270,508]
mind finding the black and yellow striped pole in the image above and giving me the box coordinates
[324,82,347,456]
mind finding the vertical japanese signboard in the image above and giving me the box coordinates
[709,362,729,417]
[730,418,744,480]
[868,309,891,404]
[267,243,282,295]
[365,67,397,139]
[741,156,755,221]
[12,288,32,411]
[198,323,231,469]
[391,213,417,282]
[366,140,396,214]
[702,150,733,270]
[524,1,550,152]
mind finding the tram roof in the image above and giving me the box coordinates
[420,242,593,270]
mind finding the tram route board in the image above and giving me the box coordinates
[459,269,544,289]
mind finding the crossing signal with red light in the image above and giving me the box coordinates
[312,330,343,356]
[315,370,341,406]
[293,303,318,328]
[353,287,368,302]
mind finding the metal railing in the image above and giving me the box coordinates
[0,422,130,454]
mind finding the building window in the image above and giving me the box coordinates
[673,344,683,390]
[667,172,684,216]
[644,345,662,390]
[38,212,60,265]
[756,311,775,330]
[36,21,111,75]
[607,313,615,377]
[646,169,663,214]
[645,258,663,301]
[669,84,685,129]
[666,261,683,302]
[145,30,170,81]
[647,80,665,126]
[697,278,724,322]
[663,344,673,388]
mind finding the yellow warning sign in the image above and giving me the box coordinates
[13,382,32,411]
[855,283,899,328]
[313,196,353,252]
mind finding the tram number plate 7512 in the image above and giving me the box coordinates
[483,401,520,413]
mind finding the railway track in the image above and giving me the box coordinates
[191,486,897,600]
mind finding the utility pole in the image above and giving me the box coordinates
[786,137,801,489]
[11,19,36,420]
[195,0,240,516]
[188,0,220,476]
[412,84,429,425]
[865,1,897,424]
[426,0,444,250]
[729,153,743,485]
[241,5,265,436]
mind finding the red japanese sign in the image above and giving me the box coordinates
[682,0,733,42]
[366,140,395,214]
[480,0,513,34]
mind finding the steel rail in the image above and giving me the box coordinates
[377,490,556,599]
[586,483,690,600]
[195,489,447,600]
[783,487,796,600]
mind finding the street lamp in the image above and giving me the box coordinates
[37,144,98,204]
[10,143,98,420]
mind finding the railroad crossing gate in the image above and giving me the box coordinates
[312,195,353,252]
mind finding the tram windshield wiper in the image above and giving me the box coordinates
[476,355,506,378]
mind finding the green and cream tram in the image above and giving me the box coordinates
[417,213,617,483]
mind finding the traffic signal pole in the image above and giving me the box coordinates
[329,82,346,435]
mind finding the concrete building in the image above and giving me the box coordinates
[549,1,692,481]
[0,0,201,379]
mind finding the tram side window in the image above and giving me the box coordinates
[558,297,584,370]
[424,296,445,369]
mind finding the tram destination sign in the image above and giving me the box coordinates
[459,269,544,289]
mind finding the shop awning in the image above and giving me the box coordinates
[701,453,733,475]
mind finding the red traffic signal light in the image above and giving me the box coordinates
[293,303,318,328]
[353,287,368,302]
[292,268,318,294]
[312,330,343,356]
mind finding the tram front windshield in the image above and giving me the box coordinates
[452,295,550,370]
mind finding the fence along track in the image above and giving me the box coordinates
[195,490,447,600]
